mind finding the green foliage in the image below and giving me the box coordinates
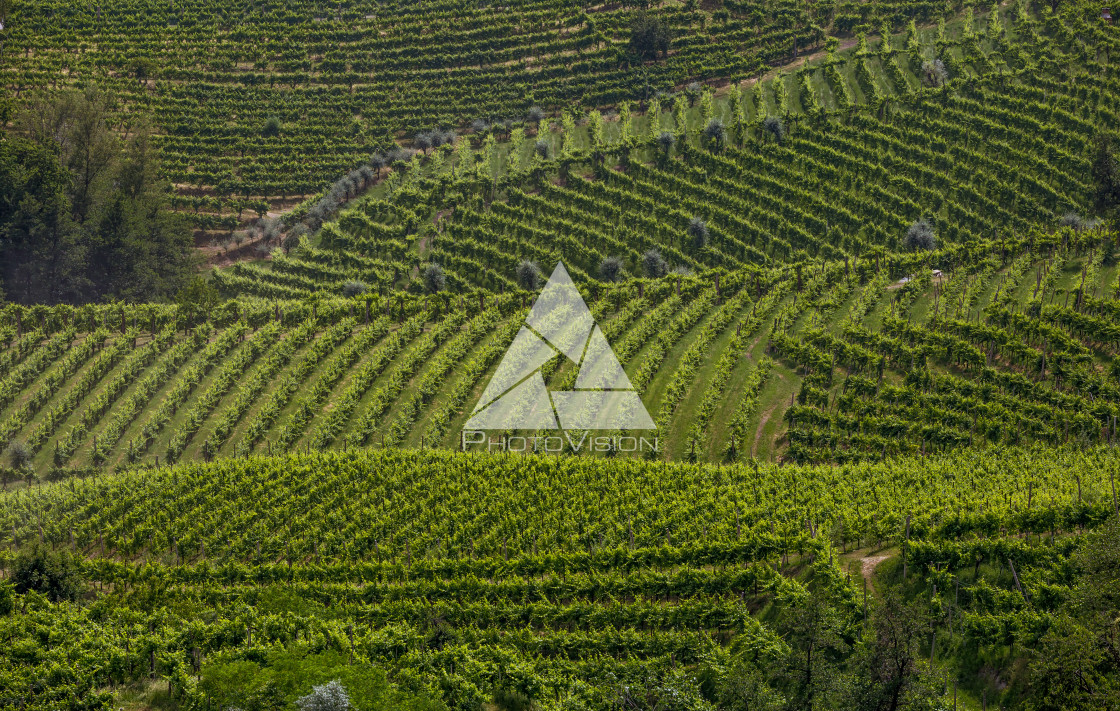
[629,12,672,60]
[0,582,13,616]
[200,649,444,711]
[0,445,1116,708]
[1,92,196,304]
[516,260,542,290]
[11,545,82,602]
[598,255,624,282]
[422,263,446,293]
[263,115,282,137]
[0,6,1118,710]
[1092,132,1120,220]
[1027,517,1120,710]
[840,588,944,710]
[176,276,220,326]
[5,438,30,470]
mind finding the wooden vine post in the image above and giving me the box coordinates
[902,514,911,581]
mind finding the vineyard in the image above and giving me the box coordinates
[0,446,1117,709]
[1,225,1118,476]
[3,0,1120,708]
[0,0,954,204]
[196,0,1116,294]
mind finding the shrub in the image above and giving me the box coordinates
[527,106,545,124]
[12,545,82,602]
[904,218,936,251]
[262,116,281,137]
[296,680,351,711]
[629,13,671,60]
[342,280,368,297]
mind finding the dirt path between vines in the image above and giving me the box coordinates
[736,37,860,90]
[751,401,780,458]
[861,555,891,581]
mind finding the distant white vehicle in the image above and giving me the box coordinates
[897,269,944,285]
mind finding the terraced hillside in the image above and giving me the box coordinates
[0,0,949,204]
[1,446,1117,708]
[6,0,1120,710]
[213,1,1114,297]
[1,223,1116,478]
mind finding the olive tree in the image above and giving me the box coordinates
[1059,212,1088,231]
[687,217,709,251]
[921,59,949,87]
[342,280,368,297]
[703,118,727,151]
[422,263,446,293]
[413,131,433,153]
[642,249,669,278]
[657,130,676,158]
[904,218,936,251]
[6,439,30,470]
[282,224,307,254]
[599,256,625,282]
[763,116,786,144]
[516,260,542,290]
[262,116,281,137]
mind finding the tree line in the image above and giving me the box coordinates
[0,89,197,304]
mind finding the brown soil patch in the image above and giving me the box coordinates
[861,554,891,581]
